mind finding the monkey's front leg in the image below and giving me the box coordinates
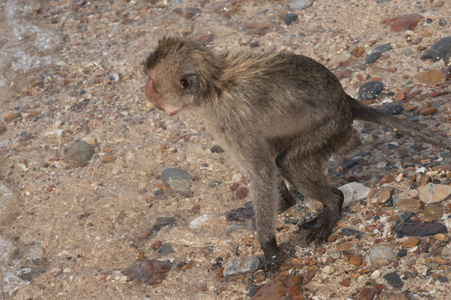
[228,142,285,271]
[249,166,285,270]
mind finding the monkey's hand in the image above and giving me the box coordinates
[301,206,341,245]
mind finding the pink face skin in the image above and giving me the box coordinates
[145,76,182,116]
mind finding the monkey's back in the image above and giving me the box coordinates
[209,51,353,138]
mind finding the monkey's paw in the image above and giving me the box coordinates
[259,251,285,274]
[300,207,340,245]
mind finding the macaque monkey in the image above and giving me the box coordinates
[144,37,451,269]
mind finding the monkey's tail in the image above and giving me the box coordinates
[350,96,451,151]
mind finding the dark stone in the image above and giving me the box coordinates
[381,102,404,115]
[250,42,259,48]
[122,259,172,285]
[209,181,221,188]
[212,257,223,270]
[227,201,254,221]
[246,283,261,297]
[395,220,447,237]
[154,189,164,196]
[184,7,202,18]
[399,212,413,222]
[397,249,408,258]
[387,142,398,149]
[284,13,299,25]
[64,140,95,168]
[342,158,361,170]
[151,217,177,236]
[374,43,393,52]
[359,81,384,100]
[341,228,365,239]
[157,244,175,255]
[383,271,403,288]
[365,52,382,64]
[439,18,447,27]
[425,36,451,61]
[210,145,224,153]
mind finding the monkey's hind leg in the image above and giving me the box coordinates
[277,176,296,213]
[275,122,350,245]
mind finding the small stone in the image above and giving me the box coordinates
[330,251,341,260]
[396,198,423,213]
[425,36,451,61]
[397,249,408,258]
[340,278,351,287]
[395,220,447,237]
[210,145,224,153]
[183,7,201,18]
[434,233,447,241]
[381,102,404,115]
[189,214,211,229]
[323,265,334,274]
[433,257,448,265]
[341,228,365,240]
[161,168,191,192]
[235,186,249,199]
[247,20,273,36]
[419,176,431,185]
[223,256,260,276]
[389,14,422,32]
[339,182,370,208]
[380,175,395,183]
[365,52,382,64]
[157,244,174,255]
[422,203,443,221]
[383,271,403,288]
[378,188,392,204]
[352,47,365,57]
[415,70,447,84]
[359,81,384,100]
[374,43,393,53]
[49,268,62,277]
[227,201,254,221]
[419,183,451,204]
[369,243,394,266]
[122,259,172,285]
[371,270,381,279]
[289,0,313,10]
[284,13,299,25]
[359,287,377,300]
[349,255,363,266]
[419,107,438,115]
[252,273,304,299]
[64,140,95,167]
[402,237,420,247]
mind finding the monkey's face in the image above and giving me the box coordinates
[144,67,198,116]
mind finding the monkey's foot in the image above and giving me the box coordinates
[260,251,285,274]
[300,207,341,245]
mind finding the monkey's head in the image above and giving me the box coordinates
[144,37,222,116]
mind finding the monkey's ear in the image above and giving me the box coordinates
[179,74,198,94]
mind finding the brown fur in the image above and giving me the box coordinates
[144,37,451,269]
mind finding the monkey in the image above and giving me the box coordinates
[143,37,451,270]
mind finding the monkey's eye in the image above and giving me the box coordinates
[180,79,190,90]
